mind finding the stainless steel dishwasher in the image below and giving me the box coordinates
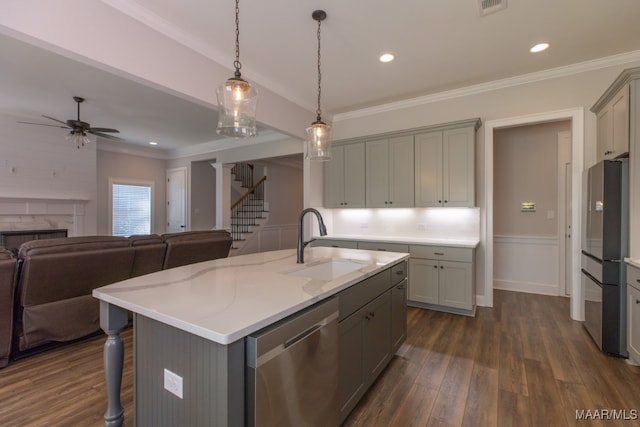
[246,297,339,427]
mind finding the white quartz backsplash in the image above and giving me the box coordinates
[321,207,480,242]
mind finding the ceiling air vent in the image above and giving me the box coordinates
[478,0,507,16]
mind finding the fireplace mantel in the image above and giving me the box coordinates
[0,196,89,236]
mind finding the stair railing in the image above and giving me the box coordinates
[230,176,267,244]
[231,162,254,188]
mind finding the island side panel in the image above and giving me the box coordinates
[134,315,245,427]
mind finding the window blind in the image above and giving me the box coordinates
[112,183,151,237]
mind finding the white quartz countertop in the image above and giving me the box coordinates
[315,234,479,248]
[625,258,640,270]
[93,247,409,345]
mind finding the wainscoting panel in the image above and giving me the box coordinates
[493,235,560,296]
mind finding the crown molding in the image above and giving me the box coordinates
[97,138,170,160]
[333,50,640,122]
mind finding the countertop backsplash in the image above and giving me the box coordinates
[317,207,480,243]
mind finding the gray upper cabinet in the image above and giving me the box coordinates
[595,85,629,161]
[324,142,366,208]
[365,136,414,208]
[324,118,481,209]
[415,125,476,207]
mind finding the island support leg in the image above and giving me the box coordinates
[100,301,129,427]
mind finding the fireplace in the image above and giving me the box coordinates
[0,229,68,255]
[0,196,88,253]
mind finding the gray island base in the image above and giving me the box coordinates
[94,247,409,426]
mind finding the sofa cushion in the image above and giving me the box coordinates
[128,234,166,277]
[162,230,232,269]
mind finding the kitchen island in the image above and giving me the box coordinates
[93,246,409,427]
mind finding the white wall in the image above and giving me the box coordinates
[96,148,167,235]
[0,113,97,234]
[190,161,217,230]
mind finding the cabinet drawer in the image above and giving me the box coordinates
[391,261,407,285]
[357,241,409,253]
[409,245,473,262]
[339,268,391,321]
[628,264,640,292]
[312,239,358,249]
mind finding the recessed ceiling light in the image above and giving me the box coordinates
[149,141,158,146]
[379,53,395,63]
[530,42,550,53]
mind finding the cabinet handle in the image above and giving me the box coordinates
[438,200,442,203]
[444,200,448,203]
[636,299,640,304]
[377,248,387,251]
[396,284,406,290]
[434,252,445,256]
[440,266,444,269]
[636,279,640,283]
[395,270,404,276]
[389,201,393,204]
[433,265,438,269]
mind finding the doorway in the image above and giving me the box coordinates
[484,108,584,321]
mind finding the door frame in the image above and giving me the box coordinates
[484,107,584,321]
[557,130,572,296]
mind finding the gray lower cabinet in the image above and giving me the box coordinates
[627,264,640,365]
[337,261,407,423]
[408,245,475,315]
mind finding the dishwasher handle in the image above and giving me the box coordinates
[285,323,324,349]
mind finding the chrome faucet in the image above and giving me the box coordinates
[297,208,327,263]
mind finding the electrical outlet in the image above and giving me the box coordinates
[164,368,183,399]
[359,221,369,228]
[416,223,425,230]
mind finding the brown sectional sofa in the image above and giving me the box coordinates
[3,229,232,364]
[0,248,17,367]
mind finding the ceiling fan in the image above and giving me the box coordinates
[18,96,121,148]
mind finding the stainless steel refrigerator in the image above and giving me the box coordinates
[581,159,629,357]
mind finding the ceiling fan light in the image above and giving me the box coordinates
[216,77,258,138]
[305,121,332,161]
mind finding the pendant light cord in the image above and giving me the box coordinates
[316,17,323,122]
[234,0,242,78]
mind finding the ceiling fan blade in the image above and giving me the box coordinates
[16,121,70,129]
[90,131,125,141]
[42,115,69,126]
[88,127,120,133]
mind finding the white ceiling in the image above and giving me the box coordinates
[1,0,640,153]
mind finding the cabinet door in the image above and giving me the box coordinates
[324,145,346,207]
[365,139,390,207]
[415,131,444,207]
[597,107,612,161]
[391,279,407,354]
[408,258,439,304]
[343,142,366,208]
[439,260,473,310]
[388,135,414,207]
[443,127,475,207]
[628,284,640,364]
[363,291,391,384]
[611,85,629,159]
[338,307,366,422]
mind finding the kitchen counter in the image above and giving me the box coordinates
[314,234,479,248]
[93,247,409,426]
[93,246,409,345]
[625,258,640,270]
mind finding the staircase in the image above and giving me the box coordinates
[230,162,268,252]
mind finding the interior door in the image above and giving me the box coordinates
[167,167,187,233]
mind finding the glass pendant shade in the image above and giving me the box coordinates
[216,76,258,138]
[305,120,332,160]
[66,130,92,149]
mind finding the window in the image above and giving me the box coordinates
[110,180,153,237]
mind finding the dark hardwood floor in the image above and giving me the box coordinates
[1,290,639,426]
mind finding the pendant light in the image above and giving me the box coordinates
[216,0,258,138]
[306,10,332,161]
